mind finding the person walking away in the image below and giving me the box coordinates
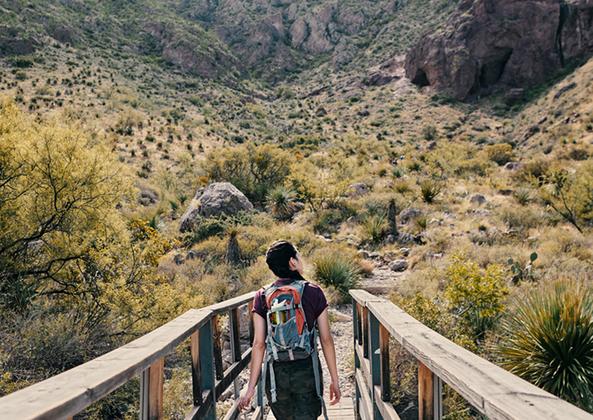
[237,240,341,419]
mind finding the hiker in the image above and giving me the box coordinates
[237,240,341,419]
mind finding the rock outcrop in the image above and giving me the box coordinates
[405,0,593,100]
[179,182,254,233]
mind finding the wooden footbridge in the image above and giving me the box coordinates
[0,289,591,420]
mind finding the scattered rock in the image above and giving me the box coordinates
[400,247,411,257]
[174,254,185,265]
[179,182,254,233]
[357,109,370,117]
[186,250,199,260]
[357,249,370,259]
[504,162,523,171]
[347,182,370,197]
[554,82,577,100]
[138,187,159,206]
[399,208,422,223]
[469,194,487,205]
[388,259,408,272]
[315,107,328,117]
[363,71,398,87]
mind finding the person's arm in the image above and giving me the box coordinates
[238,312,266,411]
[317,308,341,405]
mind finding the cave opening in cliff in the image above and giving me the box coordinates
[411,69,430,87]
[479,48,513,88]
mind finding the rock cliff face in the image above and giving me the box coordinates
[405,0,593,100]
[179,0,400,78]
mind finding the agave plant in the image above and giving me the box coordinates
[265,186,300,221]
[497,280,593,411]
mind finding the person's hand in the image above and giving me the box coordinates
[329,381,341,405]
[238,386,256,411]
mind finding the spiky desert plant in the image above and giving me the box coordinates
[361,213,388,244]
[265,186,300,221]
[313,250,361,300]
[419,178,443,203]
[497,280,593,411]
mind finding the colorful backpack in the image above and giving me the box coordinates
[261,280,328,419]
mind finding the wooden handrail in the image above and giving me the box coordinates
[350,289,593,420]
[0,291,258,420]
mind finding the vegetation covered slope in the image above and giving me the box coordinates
[1,0,593,417]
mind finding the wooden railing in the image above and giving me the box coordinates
[0,291,265,420]
[3,288,593,420]
[350,289,593,420]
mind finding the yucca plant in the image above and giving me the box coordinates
[313,251,361,300]
[419,178,443,203]
[265,186,300,221]
[497,280,593,411]
[361,213,388,244]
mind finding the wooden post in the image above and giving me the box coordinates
[140,357,164,420]
[229,308,241,400]
[190,331,202,406]
[362,306,369,358]
[379,324,391,402]
[353,301,361,420]
[418,362,442,420]
[212,315,224,381]
[369,312,383,420]
[200,319,216,420]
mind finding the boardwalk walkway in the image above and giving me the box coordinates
[266,397,355,420]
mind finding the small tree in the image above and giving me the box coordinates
[540,165,593,233]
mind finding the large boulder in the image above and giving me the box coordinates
[179,182,254,233]
[405,0,593,100]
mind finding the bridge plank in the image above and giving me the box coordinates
[357,295,593,420]
[0,308,211,420]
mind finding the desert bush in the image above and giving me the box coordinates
[485,143,514,166]
[422,124,437,141]
[497,280,593,411]
[499,205,540,232]
[313,249,361,301]
[0,98,131,311]
[444,255,508,340]
[540,164,593,233]
[360,213,388,244]
[311,203,356,235]
[418,178,444,203]
[517,159,550,184]
[204,143,291,203]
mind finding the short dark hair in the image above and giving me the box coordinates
[265,240,304,280]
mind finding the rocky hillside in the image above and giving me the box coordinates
[406,0,593,100]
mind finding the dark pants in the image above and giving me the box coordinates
[265,355,323,420]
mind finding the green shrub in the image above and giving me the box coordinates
[486,143,514,166]
[205,144,291,203]
[419,178,443,203]
[361,214,388,244]
[313,250,361,300]
[497,280,593,411]
[444,255,508,340]
[422,124,437,141]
